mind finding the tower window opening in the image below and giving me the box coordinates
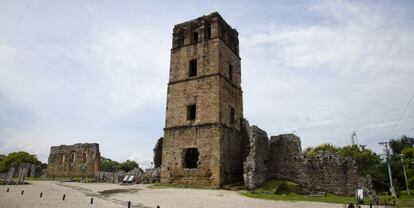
[230,107,235,124]
[189,59,197,77]
[187,104,196,120]
[228,64,233,81]
[205,26,211,39]
[192,31,199,42]
[183,148,199,169]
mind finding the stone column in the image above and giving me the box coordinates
[17,165,29,184]
[30,164,36,177]
[6,162,16,185]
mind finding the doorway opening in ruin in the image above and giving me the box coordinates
[61,154,66,164]
[183,148,199,169]
[69,151,75,164]
[82,153,87,163]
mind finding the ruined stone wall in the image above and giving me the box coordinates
[47,143,100,178]
[267,134,358,196]
[243,121,269,189]
[219,126,245,184]
[153,137,163,168]
[301,152,358,195]
[269,134,304,182]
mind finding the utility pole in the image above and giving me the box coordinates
[399,154,410,196]
[379,141,396,197]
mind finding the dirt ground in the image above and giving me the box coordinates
[0,181,384,208]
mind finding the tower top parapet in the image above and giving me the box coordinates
[172,12,239,56]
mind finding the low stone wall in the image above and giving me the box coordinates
[96,167,160,184]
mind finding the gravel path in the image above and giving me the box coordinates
[0,181,385,208]
[0,181,125,208]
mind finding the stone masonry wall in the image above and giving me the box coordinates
[268,134,359,196]
[301,152,359,195]
[47,143,100,178]
[269,134,304,182]
[161,126,221,186]
[162,12,244,187]
[243,120,269,189]
[153,137,163,168]
[220,126,245,184]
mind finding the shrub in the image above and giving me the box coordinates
[274,181,290,195]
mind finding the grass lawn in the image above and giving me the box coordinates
[240,191,357,204]
[240,179,397,206]
[396,193,414,208]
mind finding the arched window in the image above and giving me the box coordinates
[69,151,75,163]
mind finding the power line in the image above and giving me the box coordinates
[388,92,414,139]
[394,107,414,138]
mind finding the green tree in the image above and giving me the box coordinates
[304,143,339,157]
[99,157,120,172]
[0,151,42,173]
[389,135,414,154]
[0,154,5,161]
[118,160,139,172]
[387,136,414,192]
[400,147,414,189]
[338,145,381,176]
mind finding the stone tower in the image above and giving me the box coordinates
[161,12,244,187]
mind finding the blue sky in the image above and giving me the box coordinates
[1,0,413,168]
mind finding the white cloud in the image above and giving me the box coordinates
[0,0,413,162]
[241,0,414,150]
[128,152,153,169]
